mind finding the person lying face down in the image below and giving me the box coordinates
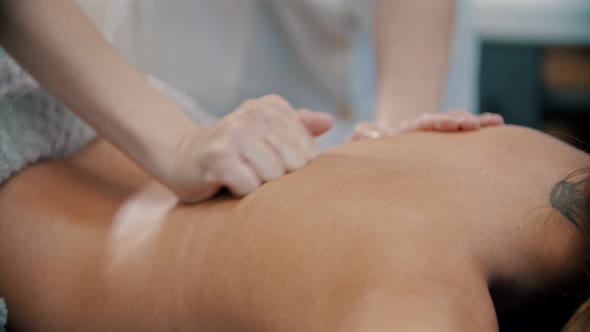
[0,124,589,331]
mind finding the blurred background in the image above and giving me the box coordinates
[2,0,589,146]
[78,0,590,147]
[476,0,590,146]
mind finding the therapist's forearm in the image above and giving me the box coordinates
[0,0,195,180]
[374,0,456,126]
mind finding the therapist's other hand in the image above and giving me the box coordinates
[170,95,333,203]
[349,110,504,140]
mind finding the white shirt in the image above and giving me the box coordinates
[80,0,478,147]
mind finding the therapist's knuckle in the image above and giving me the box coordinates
[248,105,270,119]
[241,97,261,109]
[254,108,276,126]
[205,143,230,162]
[420,113,434,122]
[263,94,284,104]
[227,122,250,141]
[240,105,269,123]
[287,153,307,171]
[263,94,292,110]
[230,176,259,197]
[237,104,256,117]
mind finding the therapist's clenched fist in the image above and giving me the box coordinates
[170,95,333,203]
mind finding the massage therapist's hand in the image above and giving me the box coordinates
[349,110,504,140]
[170,95,333,203]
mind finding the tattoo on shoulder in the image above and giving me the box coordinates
[550,178,587,228]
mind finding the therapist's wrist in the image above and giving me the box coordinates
[139,117,201,190]
[374,105,424,129]
[94,92,200,193]
[374,94,441,129]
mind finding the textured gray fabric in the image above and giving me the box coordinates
[0,56,217,185]
[0,57,96,183]
[0,298,6,332]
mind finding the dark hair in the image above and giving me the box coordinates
[562,168,590,332]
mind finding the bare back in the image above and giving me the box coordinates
[0,125,587,331]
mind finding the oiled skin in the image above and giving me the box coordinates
[0,126,587,331]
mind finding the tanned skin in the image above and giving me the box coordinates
[1,126,589,331]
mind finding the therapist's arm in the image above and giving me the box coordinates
[0,0,194,180]
[373,0,456,127]
[0,0,333,203]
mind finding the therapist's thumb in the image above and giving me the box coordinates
[297,109,334,137]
